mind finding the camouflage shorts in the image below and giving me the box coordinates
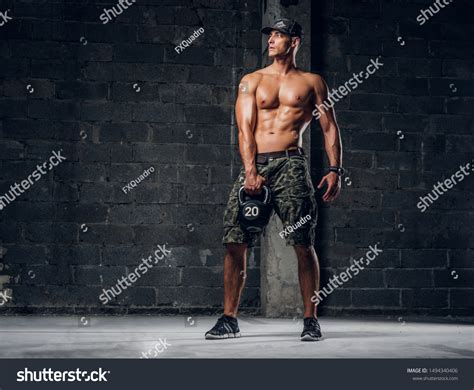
[222,153,318,247]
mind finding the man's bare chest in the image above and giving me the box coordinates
[255,77,313,110]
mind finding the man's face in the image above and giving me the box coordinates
[267,30,294,57]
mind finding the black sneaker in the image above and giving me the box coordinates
[205,315,241,339]
[300,317,322,341]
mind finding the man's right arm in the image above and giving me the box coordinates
[235,74,265,194]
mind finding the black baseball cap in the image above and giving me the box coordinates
[261,18,304,39]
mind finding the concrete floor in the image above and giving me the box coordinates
[0,316,472,359]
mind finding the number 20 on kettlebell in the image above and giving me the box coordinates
[237,185,273,233]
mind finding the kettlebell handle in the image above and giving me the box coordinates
[238,185,270,204]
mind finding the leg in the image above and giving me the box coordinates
[294,245,320,318]
[223,243,247,317]
[204,242,247,339]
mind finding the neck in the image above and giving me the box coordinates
[271,54,296,75]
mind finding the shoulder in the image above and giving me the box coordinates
[300,71,328,91]
[240,70,265,84]
[239,70,265,94]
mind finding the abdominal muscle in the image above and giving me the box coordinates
[254,106,311,153]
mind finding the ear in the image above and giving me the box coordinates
[291,36,301,48]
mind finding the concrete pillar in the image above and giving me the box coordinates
[260,0,312,317]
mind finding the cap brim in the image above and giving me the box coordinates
[261,27,288,35]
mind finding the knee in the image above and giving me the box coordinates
[293,245,313,257]
[293,245,315,260]
[225,243,247,258]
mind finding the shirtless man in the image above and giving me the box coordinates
[205,18,343,341]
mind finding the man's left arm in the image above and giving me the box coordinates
[312,75,343,202]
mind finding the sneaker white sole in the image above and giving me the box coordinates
[205,332,241,340]
[300,334,322,342]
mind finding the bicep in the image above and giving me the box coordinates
[314,77,337,131]
[236,83,257,131]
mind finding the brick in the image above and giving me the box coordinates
[337,111,383,132]
[442,59,474,78]
[334,0,380,18]
[111,82,158,102]
[348,169,398,190]
[402,289,448,308]
[132,225,183,246]
[74,265,127,286]
[397,58,442,78]
[132,103,184,123]
[319,289,351,307]
[114,44,164,63]
[383,113,430,133]
[21,264,71,285]
[449,250,474,268]
[105,287,156,307]
[133,144,184,163]
[352,289,400,307]
[184,145,232,164]
[98,122,150,142]
[450,289,474,308]
[434,269,474,288]
[56,81,109,100]
[350,93,398,113]
[351,133,396,151]
[28,99,80,120]
[401,249,447,269]
[332,190,382,209]
[56,204,108,223]
[188,66,233,85]
[2,202,54,222]
[0,100,28,118]
[383,40,429,58]
[3,244,50,264]
[22,223,76,244]
[430,41,474,60]
[399,96,444,115]
[134,267,179,287]
[50,245,101,265]
[375,151,418,171]
[80,102,132,121]
[446,98,474,115]
[429,115,472,134]
[386,270,433,288]
[79,225,134,245]
[430,79,474,97]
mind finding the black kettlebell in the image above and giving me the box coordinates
[237,185,273,233]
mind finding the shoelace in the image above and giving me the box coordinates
[305,318,320,329]
[212,316,225,330]
[212,316,233,332]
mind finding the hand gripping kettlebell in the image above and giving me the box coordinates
[237,185,273,233]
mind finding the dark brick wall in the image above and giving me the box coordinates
[311,0,473,316]
[0,0,472,318]
[0,0,261,314]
